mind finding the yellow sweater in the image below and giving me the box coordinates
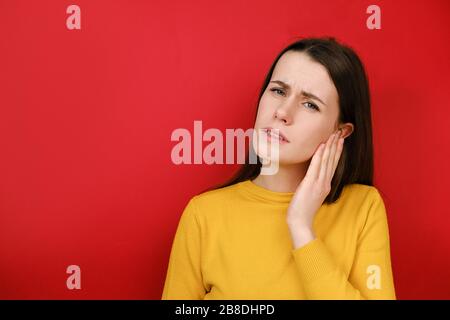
[162,179,396,300]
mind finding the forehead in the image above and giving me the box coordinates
[271,50,338,105]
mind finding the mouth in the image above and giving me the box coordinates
[261,127,290,143]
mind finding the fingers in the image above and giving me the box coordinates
[318,131,337,183]
[326,130,341,180]
[331,133,344,177]
[306,129,345,184]
[318,130,344,185]
[306,141,325,181]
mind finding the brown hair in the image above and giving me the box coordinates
[199,36,374,204]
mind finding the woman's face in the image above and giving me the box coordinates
[253,50,344,165]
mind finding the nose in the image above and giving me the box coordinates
[274,100,295,125]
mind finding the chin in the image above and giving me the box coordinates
[280,154,311,165]
[258,155,298,166]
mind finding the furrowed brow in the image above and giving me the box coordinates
[269,80,327,107]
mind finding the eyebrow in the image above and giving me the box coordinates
[269,80,327,107]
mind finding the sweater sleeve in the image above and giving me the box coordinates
[291,188,396,300]
[161,197,206,300]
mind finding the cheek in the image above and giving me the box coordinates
[288,125,329,159]
[255,99,274,124]
[298,117,334,143]
[258,93,272,110]
[291,136,319,158]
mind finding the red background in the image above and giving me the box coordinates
[1,0,449,299]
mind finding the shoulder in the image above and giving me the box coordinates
[341,183,384,206]
[339,183,387,221]
[340,183,388,234]
[185,182,242,218]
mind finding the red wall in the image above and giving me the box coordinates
[1,0,449,299]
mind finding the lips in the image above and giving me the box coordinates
[262,127,290,143]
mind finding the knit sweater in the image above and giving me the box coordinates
[162,179,396,300]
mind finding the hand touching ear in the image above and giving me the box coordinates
[286,129,345,249]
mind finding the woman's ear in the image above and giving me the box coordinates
[338,123,354,139]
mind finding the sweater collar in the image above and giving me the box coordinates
[238,179,295,204]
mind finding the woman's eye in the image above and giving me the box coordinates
[304,102,319,111]
[270,87,319,111]
[270,88,285,96]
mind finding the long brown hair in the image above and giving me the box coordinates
[199,36,374,205]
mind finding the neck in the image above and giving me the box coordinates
[251,161,309,193]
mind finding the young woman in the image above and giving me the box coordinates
[162,37,396,300]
